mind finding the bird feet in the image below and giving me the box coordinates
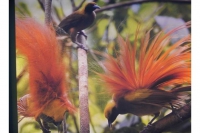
[77,31,87,39]
[75,41,88,52]
[170,103,182,120]
[41,124,51,133]
[36,117,51,133]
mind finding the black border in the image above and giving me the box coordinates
[9,0,18,132]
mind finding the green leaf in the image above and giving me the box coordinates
[16,2,32,16]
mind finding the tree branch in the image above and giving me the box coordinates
[44,0,52,25]
[140,102,191,133]
[77,31,89,133]
[95,0,191,13]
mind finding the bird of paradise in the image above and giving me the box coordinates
[98,22,191,128]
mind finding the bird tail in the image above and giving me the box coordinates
[170,86,191,108]
[98,22,191,98]
[16,18,76,119]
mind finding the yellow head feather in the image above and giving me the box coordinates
[104,100,116,119]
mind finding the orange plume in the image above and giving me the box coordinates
[16,18,75,121]
[99,22,191,98]
[100,22,191,128]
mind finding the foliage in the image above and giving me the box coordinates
[15,0,191,133]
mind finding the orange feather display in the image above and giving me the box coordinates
[16,18,76,132]
[99,22,191,128]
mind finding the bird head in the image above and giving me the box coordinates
[84,2,100,13]
[104,100,119,128]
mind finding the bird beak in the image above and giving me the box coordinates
[93,5,100,10]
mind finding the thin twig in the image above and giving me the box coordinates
[16,65,27,83]
[70,0,86,11]
[70,0,76,11]
[75,0,86,11]
[89,110,97,133]
[140,102,191,133]
[77,31,89,133]
[95,0,191,13]
[38,0,45,11]
[38,0,57,25]
[53,6,63,21]
[72,114,80,133]
[62,113,67,133]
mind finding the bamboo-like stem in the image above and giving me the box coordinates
[77,31,89,133]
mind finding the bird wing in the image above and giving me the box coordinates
[58,12,85,31]
[121,89,178,109]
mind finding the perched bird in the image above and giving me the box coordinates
[98,22,191,128]
[58,2,100,50]
[16,18,76,132]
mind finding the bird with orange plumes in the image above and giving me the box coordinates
[98,22,191,128]
[16,18,76,133]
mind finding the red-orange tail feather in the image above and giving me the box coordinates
[16,18,75,118]
[99,22,191,98]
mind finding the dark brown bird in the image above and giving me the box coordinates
[58,2,100,50]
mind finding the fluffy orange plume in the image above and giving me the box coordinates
[16,18,76,120]
[99,22,191,98]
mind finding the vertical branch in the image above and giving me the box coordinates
[44,0,52,25]
[77,31,89,133]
